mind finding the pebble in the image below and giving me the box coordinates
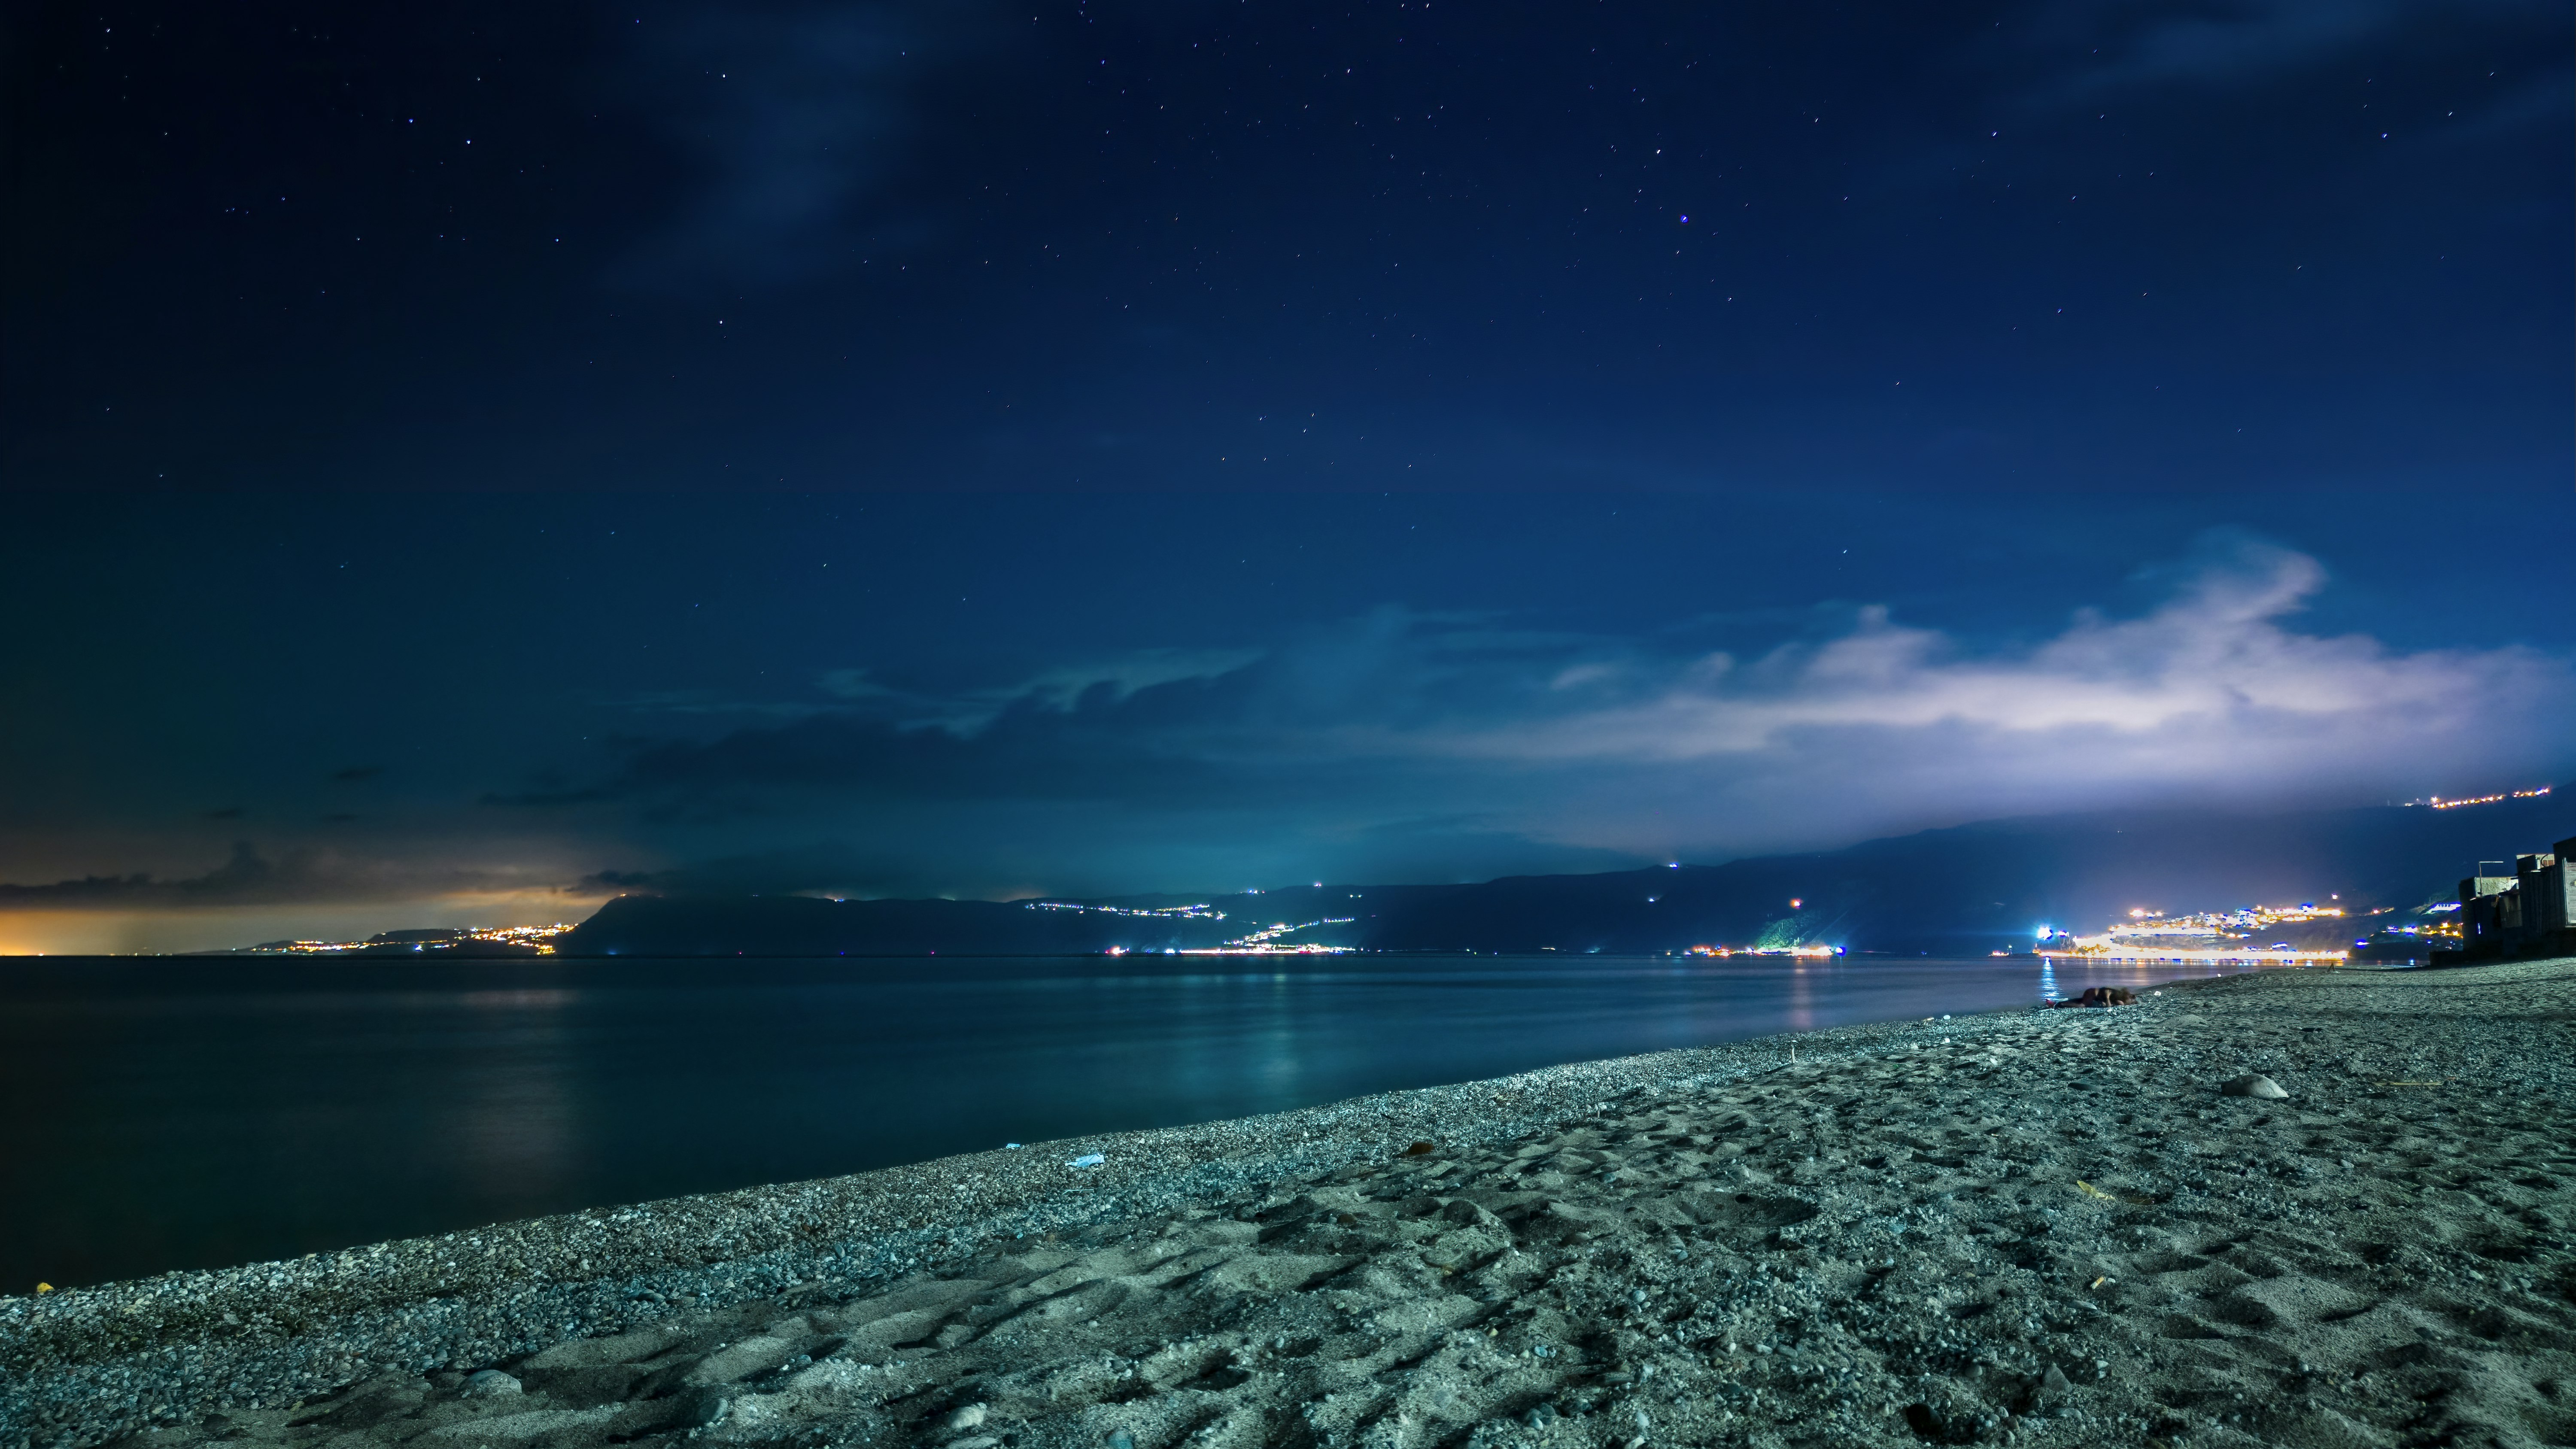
[2220,1073,2288,1100]
[460,1369,520,1397]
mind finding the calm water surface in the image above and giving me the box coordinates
[0,953,2284,1289]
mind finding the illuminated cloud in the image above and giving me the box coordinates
[559,536,2574,878]
[1451,540,2550,769]
[1400,539,2571,851]
[7,539,2567,927]
[0,842,571,911]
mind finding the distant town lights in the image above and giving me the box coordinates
[2419,785,2551,810]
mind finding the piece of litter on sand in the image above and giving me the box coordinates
[1003,1142,1023,1150]
[2220,1073,2288,1100]
[2088,1275,2116,1291]
[1067,1153,1105,1169]
[1403,1140,1437,1156]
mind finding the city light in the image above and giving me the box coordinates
[1203,917,1360,953]
[2032,896,2433,963]
[2039,945,2349,963]
[2090,902,2343,940]
[226,924,575,956]
[1025,901,1226,920]
[2409,785,2552,810]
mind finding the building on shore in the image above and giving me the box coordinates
[2442,838,2576,963]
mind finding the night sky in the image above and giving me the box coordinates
[5,0,2570,953]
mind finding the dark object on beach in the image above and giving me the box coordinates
[1403,1141,1437,1157]
[2047,987,2137,1009]
[2220,1072,2289,1100]
[1901,1401,1948,1440]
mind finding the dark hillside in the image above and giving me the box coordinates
[555,791,2574,957]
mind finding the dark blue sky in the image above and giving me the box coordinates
[4,0,2570,950]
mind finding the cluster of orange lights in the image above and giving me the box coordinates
[2428,786,2551,810]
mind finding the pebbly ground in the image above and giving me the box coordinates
[6,958,2573,1449]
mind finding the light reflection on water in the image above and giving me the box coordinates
[451,988,581,1209]
[0,952,2295,1289]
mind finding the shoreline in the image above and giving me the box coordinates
[8,957,2571,1449]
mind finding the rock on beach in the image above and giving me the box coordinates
[4,956,2572,1449]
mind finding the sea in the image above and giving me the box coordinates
[0,951,2290,1291]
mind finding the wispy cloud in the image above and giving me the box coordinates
[2021,0,2552,94]
[817,647,1267,728]
[1404,538,2571,850]
[1453,540,2539,763]
[0,843,571,912]
[558,535,2573,869]
[18,538,2568,913]
[605,2,966,288]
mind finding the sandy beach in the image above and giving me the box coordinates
[7,957,2571,1449]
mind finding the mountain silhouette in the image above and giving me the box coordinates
[556,791,2574,958]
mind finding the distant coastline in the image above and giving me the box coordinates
[91,792,2569,964]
